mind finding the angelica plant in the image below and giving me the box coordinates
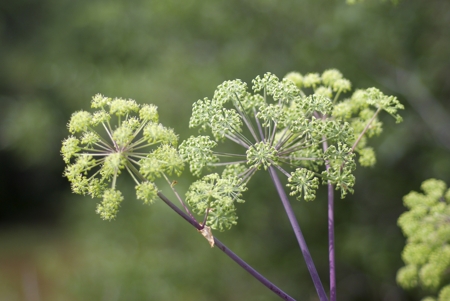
[62,69,403,301]
[61,94,183,220]
[180,70,403,301]
[61,94,296,301]
[397,179,450,301]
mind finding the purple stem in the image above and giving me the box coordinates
[156,192,297,301]
[322,140,336,301]
[327,181,336,301]
[267,166,328,301]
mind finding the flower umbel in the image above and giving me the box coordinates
[180,70,403,230]
[61,94,183,220]
[397,179,450,300]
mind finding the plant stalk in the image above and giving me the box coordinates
[267,166,328,301]
[327,181,336,301]
[322,138,336,301]
[156,191,297,301]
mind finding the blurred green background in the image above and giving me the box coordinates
[1,0,449,300]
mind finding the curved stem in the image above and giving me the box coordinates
[156,192,297,301]
[268,166,328,301]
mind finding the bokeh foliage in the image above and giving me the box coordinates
[0,0,449,300]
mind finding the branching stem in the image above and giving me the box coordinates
[162,173,197,223]
[351,107,382,152]
[268,166,328,301]
[156,191,297,301]
[322,138,336,301]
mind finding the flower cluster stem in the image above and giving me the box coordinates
[268,166,328,301]
[321,137,336,301]
[351,107,382,152]
[156,192,297,301]
[327,181,336,301]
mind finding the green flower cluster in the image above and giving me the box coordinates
[332,86,403,167]
[397,179,450,301]
[179,70,403,230]
[61,94,183,220]
[186,171,246,231]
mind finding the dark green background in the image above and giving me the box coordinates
[1,0,449,300]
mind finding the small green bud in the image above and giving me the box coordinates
[257,103,283,127]
[68,111,92,133]
[96,188,124,220]
[421,179,447,200]
[210,108,243,140]
[69,174,90,195]
[398,178,450,298]
[284,72,304,88]
[139,155,162,181]
[222,164,247,179]
[321,69,343,86]
[123,116,140,130]
[315,86,333,98]
[91,94,111,109]
[439,285,450,301]
[397,265,418,289]
[109,97,139,116]
[246,142,278,170]
[61,136,81,163]
[420,263,442,289]
[357,147,376,167]
[302,73,321,88]
[333,79,351,93]
[402,243,432,265]
[91,110,110,125]
[143,122,170,145]
[113,124,134,148]
[213,79,248,105]
[252,72,280,93]
[302,94,333,116]
[136,182,158,204]
[139,104,159,122]
[185,173,246,231]
[140,144,184,180]
[88,178,106,198]
[80,131,100,147]
[288,168,319,201]
[179,135,218,177]
[332,101,353,120]
[100,153,126,179]
[364,88,404,123]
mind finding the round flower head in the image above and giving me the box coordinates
[61,94,184,220]
[397,179,450,299]
[180,70,403,230]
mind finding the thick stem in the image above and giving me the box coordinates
[327,181,336,301]
[322,139,336,301]
[267,166,328,301]
[156,192,297,301]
